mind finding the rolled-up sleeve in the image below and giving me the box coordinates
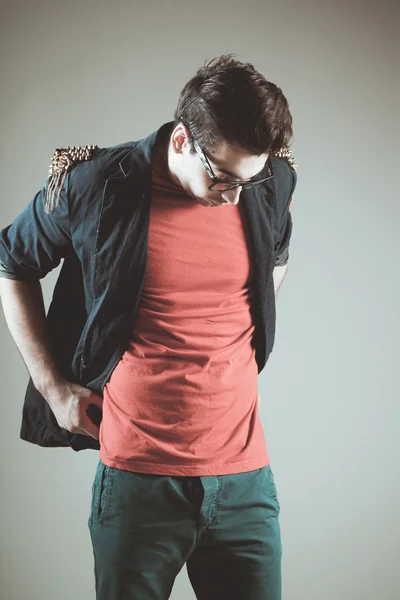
[274,167,297,267]
[0,175,72,282]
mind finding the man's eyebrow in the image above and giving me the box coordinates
[206,152,241,179]
[217,164,267,180]
[217,166,241,179]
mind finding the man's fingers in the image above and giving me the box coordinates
[80,422,100,440]
[90,394,104,409]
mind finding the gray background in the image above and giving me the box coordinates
[1,1,399,599]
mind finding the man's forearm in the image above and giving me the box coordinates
[0,278,65,396]
[273,264,288,296]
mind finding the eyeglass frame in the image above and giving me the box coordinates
[191,138,274,191]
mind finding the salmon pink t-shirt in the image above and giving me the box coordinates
[99,139,270,475]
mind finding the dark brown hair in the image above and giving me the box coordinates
[173,54,294,156]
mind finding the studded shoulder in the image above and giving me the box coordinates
[45,144,100,213]
[270,146,297,172]
[270,146,297,211]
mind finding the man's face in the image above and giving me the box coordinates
[168,125,269,207]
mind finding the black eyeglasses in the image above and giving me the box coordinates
[192,138,273,192]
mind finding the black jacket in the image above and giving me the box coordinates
[0,121,297,452]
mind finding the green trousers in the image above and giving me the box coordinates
[88,459,282,599]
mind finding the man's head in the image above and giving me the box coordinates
[167,54,293,207]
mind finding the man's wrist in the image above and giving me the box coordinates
[33,368,67,399]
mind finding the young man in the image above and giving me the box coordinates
[0,55,297,599]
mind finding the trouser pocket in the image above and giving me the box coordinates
[88,459,113,528]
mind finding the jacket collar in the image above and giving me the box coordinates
[118,121,175,178]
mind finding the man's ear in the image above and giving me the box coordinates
[170,123,191,155]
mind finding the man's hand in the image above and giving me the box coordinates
[0,278,103,440]
[45,380,104,440]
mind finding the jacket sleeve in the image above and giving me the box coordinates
[274,167,297,267]
[0,175,72,282]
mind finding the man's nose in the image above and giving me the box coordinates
[220,186,242,205]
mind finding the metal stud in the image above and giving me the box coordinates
[45,144,99,213]
[270,146,298,172]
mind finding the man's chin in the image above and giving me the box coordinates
[198,195,222,206]
[186,188,221,206]
[191,195,215,206]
